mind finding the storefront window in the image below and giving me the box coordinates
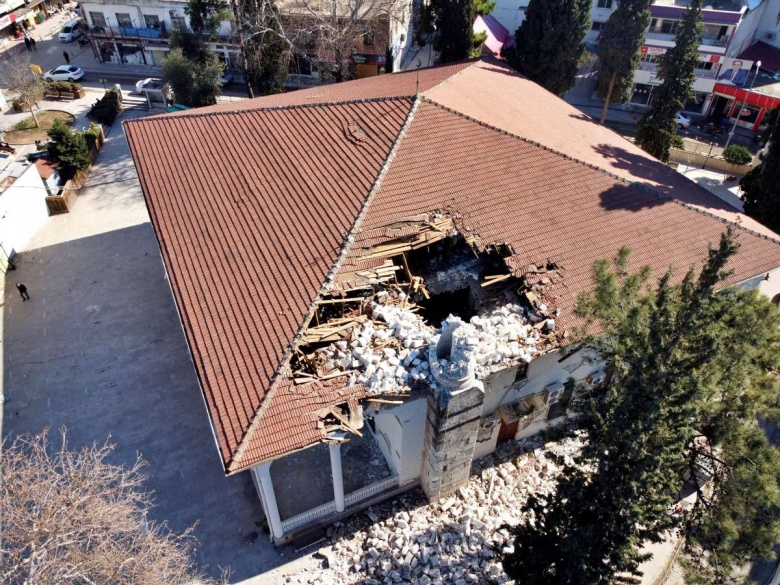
[683,91,707,113]
[630,83,653,105]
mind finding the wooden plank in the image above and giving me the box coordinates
[366,398,404,404]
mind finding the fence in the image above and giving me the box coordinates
[280,475,400,534]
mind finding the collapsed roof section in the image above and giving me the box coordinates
[124,58,780,474]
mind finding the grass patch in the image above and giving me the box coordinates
[4,111,75,145]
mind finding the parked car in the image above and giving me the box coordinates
[44,65,84,82]
[135,77,163,94]
[59,18,87,42]
[675,112,691,128]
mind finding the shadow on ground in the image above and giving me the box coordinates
[2,224,284,582]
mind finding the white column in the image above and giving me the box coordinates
[255,462,284,539]
[329,442,345,512]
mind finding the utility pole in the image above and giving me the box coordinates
[724,60,761,150]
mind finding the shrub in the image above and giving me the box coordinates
[670,134,685,150]
[83,124,102,150]
[723,144,753,165]
[47,120,90,181]
[90,90,121,125]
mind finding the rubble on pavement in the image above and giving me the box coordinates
[286,435,586,585]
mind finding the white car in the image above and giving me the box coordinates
[44,65,84,82]
[675,112,691,128]
[135,78,163,93]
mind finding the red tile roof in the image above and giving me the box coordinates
[739,41,780,75]
[125,58,780,474]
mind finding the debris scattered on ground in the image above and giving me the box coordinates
[285,435,585,585]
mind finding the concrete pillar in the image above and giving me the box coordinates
[329,442,346,512]
[253,462,284,540]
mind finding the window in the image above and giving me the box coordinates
[362,28,375,46]
[695,60,714,71]
[116,12,133,27]
[591,21,605,30]
[169,11,186,30]
[660,19,678,34]
[89,11,106,27]
[143,14,160,29]
[597,0,612,8]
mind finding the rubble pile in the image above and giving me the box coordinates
[291,436,586,585]
[313,297,550,395]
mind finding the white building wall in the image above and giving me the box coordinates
[370,395,426,486]
[0,163,50,258]
[751,0,780,50]
[727,0,767,57]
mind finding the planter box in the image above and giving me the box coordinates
[45,185,78,215]
[44,88,86,100]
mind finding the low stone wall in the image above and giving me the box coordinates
[669,148,753,175]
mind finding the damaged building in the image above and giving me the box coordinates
[124,58,780,543]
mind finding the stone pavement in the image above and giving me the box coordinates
[0,106,318,582]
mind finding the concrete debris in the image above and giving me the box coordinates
[289,436,585,585]
[313,301,550,395]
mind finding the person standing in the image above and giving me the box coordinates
[63,50,70,64]
[16,283,29,301]
[30,36,36,50]
[23,36,31,51]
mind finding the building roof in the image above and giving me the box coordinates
[124,58,780,474]
[739,40,780,74]
[473,15,513,57]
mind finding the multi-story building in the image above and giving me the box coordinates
[0,0,60,43]
[630,0,748,115]
[79,0,411,79]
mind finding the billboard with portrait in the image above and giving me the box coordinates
[717,57,754,86]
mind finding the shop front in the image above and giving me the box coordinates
[708,82,780,132]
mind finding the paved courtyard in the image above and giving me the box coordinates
[0,111,317,582]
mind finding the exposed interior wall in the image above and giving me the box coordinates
[369,395,426,485]
[0,164,49,258]
[508,347,599,406]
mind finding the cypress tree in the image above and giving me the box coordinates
[596,0,651,124]
[430,0,474,63]
[502,230,780,584]
[742,116,780,234]
[506,0,591,96]
[635,0,702,161]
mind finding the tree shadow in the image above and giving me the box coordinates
[592,143,746,216]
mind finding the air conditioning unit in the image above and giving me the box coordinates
[766,32,776,40]
[544,382,565,406]
[586,371,606,387]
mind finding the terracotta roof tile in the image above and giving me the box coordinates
[125,98,413,468]
[125,59,780,475]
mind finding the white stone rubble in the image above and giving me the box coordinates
[288,436,585,585]
[315,301,549,394]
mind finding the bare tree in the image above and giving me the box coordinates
[280,0,404,82]
[1,56,47,128]
[1,428,224,585]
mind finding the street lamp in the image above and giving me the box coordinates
[724,59,762,149]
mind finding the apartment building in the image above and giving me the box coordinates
[79,0,411,79]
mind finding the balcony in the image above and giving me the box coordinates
[91,25,170,39]
[645,31,729,47]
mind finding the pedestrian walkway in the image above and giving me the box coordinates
[0,106,293,583]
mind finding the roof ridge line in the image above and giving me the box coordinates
[131,95,416,124]
[420,57,481,95]
[226,96,422,472]
[423,98,780,247]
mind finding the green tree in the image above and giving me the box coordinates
[501,230,780,584]
[169,26,212,63]
[186,0,232,36]
[596,0,651,124]
[474,0,495,16]
[743,116,780,234]
[47,120,90,181]
[430,0,474,63]
[163,47,222,107]
[505,0,591,96]
[635,0,702,161]
[232,0,290,96]
[2,56,47,128]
